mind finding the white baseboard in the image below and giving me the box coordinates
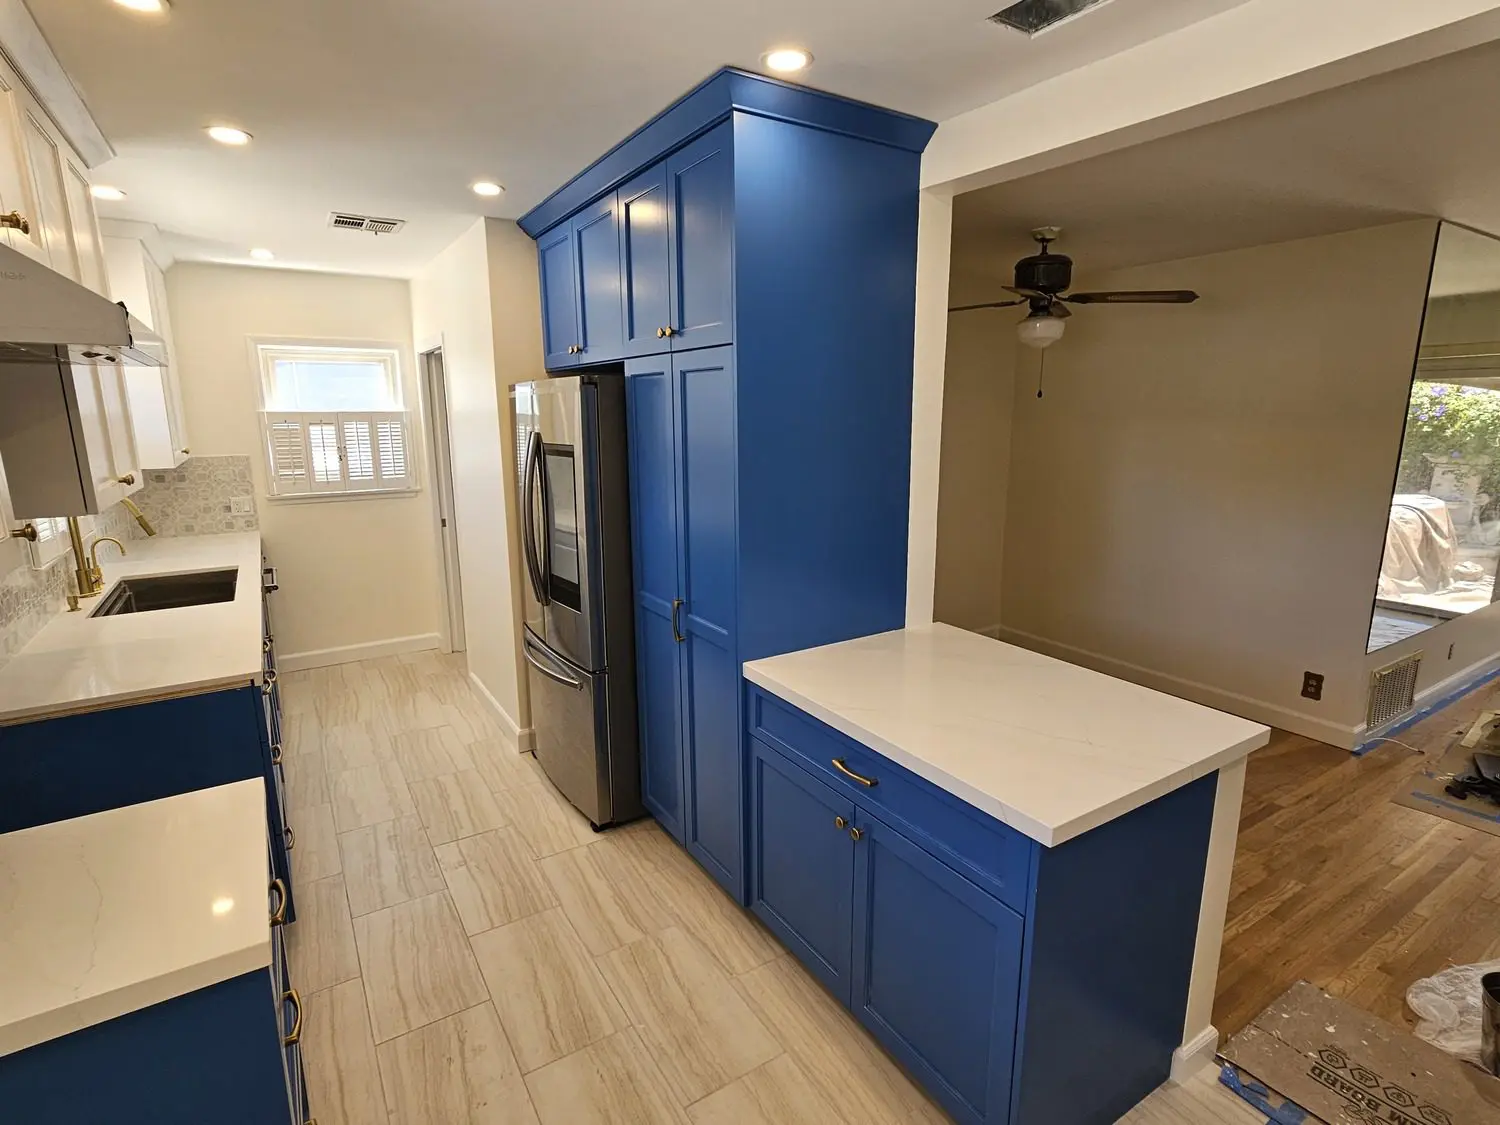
[992,625,1359,748]
[1171,1025,1220,1082]
[467,670,532,749]
[280,633,441,672]
[1354,648,1500,745]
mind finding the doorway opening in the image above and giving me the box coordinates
[422,347,466,653]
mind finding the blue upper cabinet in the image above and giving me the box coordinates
[666,125,734,351]
[574,193,625,362]
[538,224,580,369]
[619,165,673,358]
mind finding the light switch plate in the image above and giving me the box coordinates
[230,496,253,515]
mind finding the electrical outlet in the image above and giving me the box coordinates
[230,496,253,515]
[1301,671,1324,701]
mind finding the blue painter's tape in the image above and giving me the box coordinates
[1218,1063,1310,1125]
[1354,660,1500,756]
[1407,788,1500,824]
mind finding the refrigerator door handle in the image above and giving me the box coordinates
[524,637,585,690]
[522,430,549,606]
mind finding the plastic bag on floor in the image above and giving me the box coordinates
[1407,960,1500,1065]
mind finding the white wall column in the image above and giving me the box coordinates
[906,188,953,628]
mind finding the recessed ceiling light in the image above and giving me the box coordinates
[249,248,274,261]
[472,181,504,198]
[206,125,253,146]
[113,0,171,12]
[763,48,813,73]
[90,185,127,201]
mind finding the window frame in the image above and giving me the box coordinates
[250,337,420,503]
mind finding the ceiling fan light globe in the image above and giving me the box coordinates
[1017,315,1066,350]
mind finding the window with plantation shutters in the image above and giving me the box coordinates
[255,342,417,499]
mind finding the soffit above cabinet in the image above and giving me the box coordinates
[518,67,937,238]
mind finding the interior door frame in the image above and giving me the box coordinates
[419,343,466,654]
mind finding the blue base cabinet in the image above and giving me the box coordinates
[748,685,1217,1125]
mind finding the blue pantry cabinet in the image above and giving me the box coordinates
[521,67,936,903]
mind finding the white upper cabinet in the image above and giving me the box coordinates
[0,80,46,264]
[20,107,76,278]
[106,234,189,470]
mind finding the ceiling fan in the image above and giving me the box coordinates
[950,227,1200,349]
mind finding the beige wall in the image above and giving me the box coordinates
[166,262,443,664]
[938,221,1437,744]
[411,219,544,739]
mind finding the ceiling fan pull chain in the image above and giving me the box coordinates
[1036,350,1046,400]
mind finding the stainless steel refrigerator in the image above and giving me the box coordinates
[514,373,642,828]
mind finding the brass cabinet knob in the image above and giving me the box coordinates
[8,522,37,541]
[656,327,666,338]
[834,816,847,831]
[0,210,30,235]
[116,473,136,485]
[180,448,190,456]
[850,827,864,842]
[285,825,295,851]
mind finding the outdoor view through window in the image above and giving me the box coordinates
[1371,223,1500,652]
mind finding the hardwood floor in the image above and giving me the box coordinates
[1214,677,1500,1036]
[279,652,1268,1123]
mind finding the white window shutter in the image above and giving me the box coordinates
[264,414,313,495]
[340,414,377,488]
[306,417,345,493]
[372,413,412,490]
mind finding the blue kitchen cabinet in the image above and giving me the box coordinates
[665,124,734,351]
[619,164,672,358]
[538,222,580,368]
[574,193,626,362]
[748,737,856,1002]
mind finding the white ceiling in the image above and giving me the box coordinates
[25,0,1249,277]
[951,37,1500,297]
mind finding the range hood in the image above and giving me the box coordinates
[0,239,164,366]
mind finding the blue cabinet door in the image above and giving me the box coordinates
[619,164,672,358]
[573,193,625,363]
[851,811,1023,1125]
[537,223,579,369]
[675,346,742,899]
[666,123,734,351]
[749,738,856,1003]
[625,356,686,842]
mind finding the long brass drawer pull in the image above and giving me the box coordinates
[671,599,685,644]
[832,758,878,787]
[270,879,288,925]
[282,988,303,1046]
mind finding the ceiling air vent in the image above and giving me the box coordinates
[327,212,406,235]
[1368,651,1422,729]
[989,0,1114,35]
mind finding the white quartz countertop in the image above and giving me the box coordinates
[743,624,1270,847]
[0,780,271,1056]
[0,532,264,725]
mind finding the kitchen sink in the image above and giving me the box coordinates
[90,569,240,617]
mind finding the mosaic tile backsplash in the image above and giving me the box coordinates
[0,456,259,667]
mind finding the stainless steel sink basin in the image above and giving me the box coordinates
[90,569,240,617]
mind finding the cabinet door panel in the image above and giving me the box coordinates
[749,738,855,1002]
[625,360,685,840]
[573,193,624,362]
[852,812,1022,1125]
[677,347,740,895]
[62,162,108,295]
[0,86,44,264]
[20,111,74,278]
[537,224,579,369]
[619,164,672,357]
[666,124,733,350]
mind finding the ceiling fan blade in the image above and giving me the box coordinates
[948,299,1027,312]
[1047,301,1071,319]
[1064,290,1201,304]
[1003,286,1054,300]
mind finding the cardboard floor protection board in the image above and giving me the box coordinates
[1392,710,1500,839]
[1220,981,1500,1125]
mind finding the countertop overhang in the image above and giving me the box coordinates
[0,532,265,725]
[744,623,1270,847]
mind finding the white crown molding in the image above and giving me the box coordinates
[0,0,112,168]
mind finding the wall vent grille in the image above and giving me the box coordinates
[327,212,406,235]
[989,0,1114,35]
[1368,651,1422,729]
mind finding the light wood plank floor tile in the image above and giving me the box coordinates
[495,782,599,858]
[380,689,449,732]
[378,1002,539,1125]
[437,827,559,935]
[340,814,446,917]
[470,738,538,795]
[645,846,779,977]
[538,841,667,955]
[281,709,321,754]
[411,769,509,845]
[285,875,361,994]
[598,927,781,1105]
[393,725,476,781]
[330,758,415,833]
[471,907,627,1073]
[290,802,342,885]
[734,956,947,1125]
[301,978,388,1125]
[443,702,506,744]
[686,1054,852,1125]
[1119,1066,1266,1124]
[354,891,490,1043]
[525,1027,690,1125]
[283,747,330,811]
[323,719,397,773]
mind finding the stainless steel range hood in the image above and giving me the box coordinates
[0,239,164,366]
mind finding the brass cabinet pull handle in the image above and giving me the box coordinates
[834,816,847,830]
[850,826,864,841]
[264,638,273,653]
[270,878,288,925]
[9,522,38,541]
[671,598,685,643]
[285,825,295,851]
[115,474,136,486]
[181,448,190,456]
[831,758,878,787]
[271,742,283,765]
[265,668,278,684]
[1,210,30,234]
[282,988,303,1046]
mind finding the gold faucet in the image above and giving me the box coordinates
[67,516,126,598]
[121,496,157,537]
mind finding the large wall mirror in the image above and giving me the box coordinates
[1370,223,1500,652]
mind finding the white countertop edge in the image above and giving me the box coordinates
[0,940,271,1058]
[0,674,261,727]
[744,667,1272,847]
